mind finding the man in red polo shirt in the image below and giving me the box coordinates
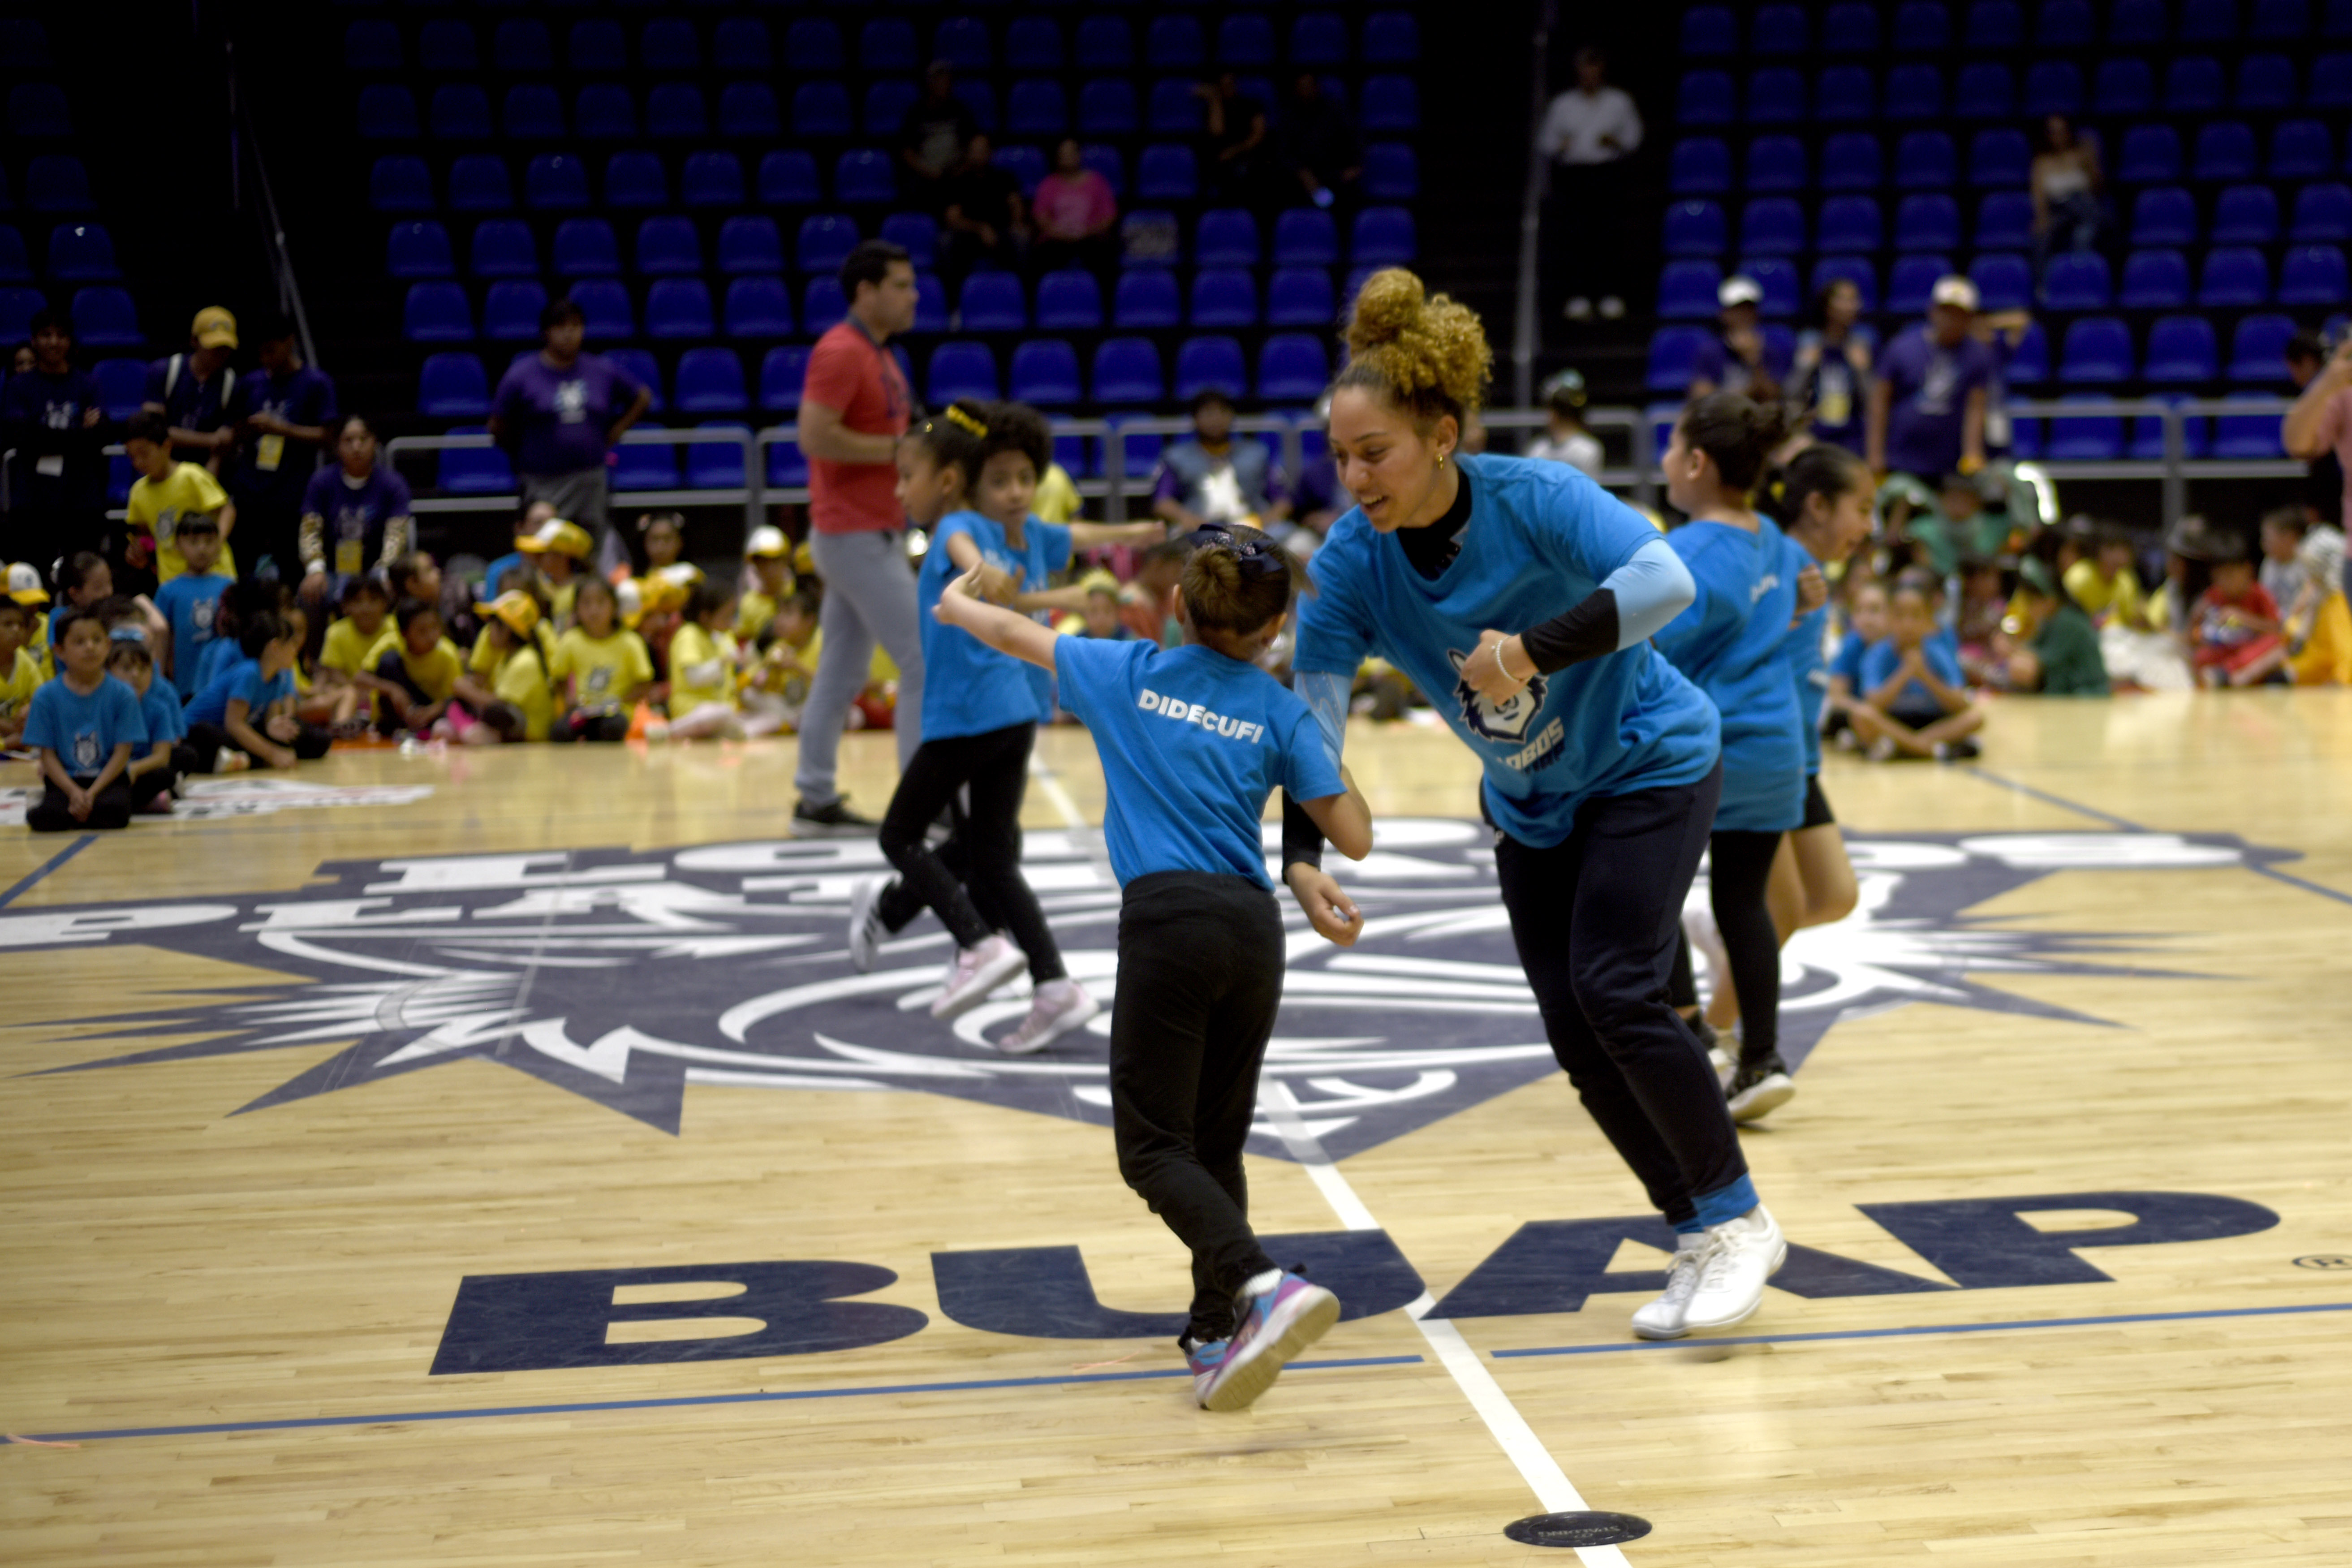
[793,240,924,835]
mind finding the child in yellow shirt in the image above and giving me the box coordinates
[466,590,555,742]
[551,577,655,741]
[124,410,238,585]
[653,580,783,741]
[737,525,795,642]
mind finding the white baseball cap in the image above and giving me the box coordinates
[745,525,790,559]
[1931,276,1981,311]
[1718,276,1763,308]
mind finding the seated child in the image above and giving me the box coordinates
[637,511,685,577]
[151,513,235,699]
[2063,523,2152,628]
[0,596,42,748]
[107,633,196,812]
[1851,572,1986,760]
[737,526,795,643]
[22,607,145,831]
[185,610,331,771]
[482,500,557,610]
[2005,558,2111,696]
[1823,575,1887,748]
[2285,523,2351,686]
[2259,507,2309,617]
[47,553,165,678]
[2191,535,2286,689]
[279,602,362,733]
[742,587,820,734]
[551,576,653,741]
[317,574,394,724]
[359,597,479,738]
[654,580,781,741]
[514,517,592,631]
[1057,570,1137,642]
[464,590,555,743]
[1954,554,2009,685]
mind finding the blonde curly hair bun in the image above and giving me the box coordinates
[1338,267,1492,423]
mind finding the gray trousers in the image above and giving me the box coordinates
[519,468,609,544]
[793,527,926,803]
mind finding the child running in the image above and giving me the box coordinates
[934,523,1372,1412]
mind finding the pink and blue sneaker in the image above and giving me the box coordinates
[1196,1270,1340,1413]
[1182,1335,1229,1405]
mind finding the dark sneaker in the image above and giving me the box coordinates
[792,797,879,837]
[1727,1054,1796,1123]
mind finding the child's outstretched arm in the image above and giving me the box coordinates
[1066,521,1165,551]
[934,562,1063,672]
[1296,765,1373,862]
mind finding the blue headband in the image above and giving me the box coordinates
[109,625,149,644]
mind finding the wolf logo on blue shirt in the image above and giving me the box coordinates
[1446,646,1548,744]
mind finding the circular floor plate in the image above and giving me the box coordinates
[1502,1511,1654,1548]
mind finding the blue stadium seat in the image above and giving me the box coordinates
[416,353,489,420]
[797,216,858,276]
[2131,187,2199,247]
[681,153,745,212]
[1147,78,1204,136]
[1977,190,2035,249]
[1954,63,2014,120]
[551,219,619,279]
[1664,201,1727,257]
[1006,16,1065,71]
[568,281,633,342]
[1364,143,1421,201]
[2094,59,2156,116]
[92,358,147,422]
[1034,269,1104,331]
[935,16,992,69]
[1969,129,2031,186]
[1074,16,1134,71]
[402,282,471,344]
[759,347,809,414]
[646,85,707,142]
[568,20,626,73]
[1174,336,1248,401]
[2253,0,2315,37]
[2144,316,2221,383]
[525,155,589,213]
[1266,268,1337,328]
[2227,314,2297,380]
[1273,208,1340,268]
[2193,123,2259,181]
[1821,134,1881,190]
[1077,81,1139,138]
[1883,64,1947,122]
[1092,338,1166,404]
[1352,207,1417,265]
[2163,58,2227,114]
[859,18,918,72]
[1185,269,1255,328]
[26,156,93,214]
[685,422,753,492]
[2042,252,2112,309]
[0,229,26,284]
[794,83,853,140]
[482,280,546,343]
[2181,0,2243,39]
[1752,4,1810,53]
[387,221,454,280]
[1895,194,1960,250]
[1292,12,1351,65]
[1746,68,1805,124]
[1742,257,1803,316]
[2120,249,2193,309]
[634,218,700,278]
[1135,144,1198,203]
[437,427,513,496]
[2038,0,2098,46]
[2213,185,2281,245]
[369,156,432,215]
[2044,397,2125,460]
[1811,256,1878,310]
[1681,6,1739,54]
[1677,71,1736,125]
[1817,67,1877,122]
[1219,12,1276,65]
[758,152,821,209]
[835,151,896,206]
[640,17,698,71]
[1658,261,1723,319]
[2130,399,2210,459]
[2003,320,2050,385]
[995,146,1048,197]
[345,19,401,71]
[604,153,668,211]
[1361,77,1420,132]
[800,278,844,338]
[1894,1,1952,52]
[1007,80,1069,140]
[719,83,779,140]
[1362,10,1419,61]
[1122,208,1181,267]
[2117,126,2183,183]
[2281,245,2351,303]
[2292,182,2352,240]
[1146,16,1206,71]
[1196,209,1260,268]
[2237,53,2300,110]
[0,287,42,344]
[8,82,68,139]
[1745,136,1807,193]
[1648,326,1710,392]
[1970,252,2034,311]
[879,213,938,271]
[46,222,116,281]
[501,85,564,141]
[491,20,550,73]
[468,220,536,279]
[2272,120,2336,179]
[723,276,792,339]
[1818,195,1882,252]
[1823,2,1884,50]
[447,156,511,215]
[356,85,417,141]
[2214,394,2289,457]
[1670,139,1732,194]
[675,349,748,415]
[611,424,677,494]
[2026,62,2083,117]
[784,19,844,73]
[2315,53,2352,106]
[912,275,948,338]
[1113,270,1183,329]
[1008,340,1083,407]
[1964,0,2025,47]
[2200,247,2273,306]
[959,273,1028,332]
[1895,131,1957,190]
[1887,254,1951,314]
[1740,198,1805,254]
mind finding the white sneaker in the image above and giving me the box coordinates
[1682,902,1730,1005]
[1682,1205,1787,1332]
[997,979,1098,1055]
[1708,1045,1736,1092]
[1630,1236,1710,1340]
[930,935,1027,1020]
[1866,735,1898,762]
[846,875,891,974]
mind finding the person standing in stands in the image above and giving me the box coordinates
[1537,47,1643,323]
[1786,280,1875,454]
[792,240,926,836]
[1277,72,1362,212]
[142,307,241,471]
[1868,276,1994,487]
[939,134,1028,285]
[2284,332,2352,529]
[226,317,337,583]
[488,299,650,555]
[2029,115,2105,283]
[0,310,108,577]
[1688,277,1785,403]
[899,61,978,207]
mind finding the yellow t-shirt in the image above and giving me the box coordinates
[667,622,737,713]
[538,574,579,630]
[470,618,558,675]
[483,642,555,740]
[126,463,238,583]
[319,616,390,676]
[368,631,464,704]
[2064,559,2144,625]
[1034,462,1081,525]
[2290,592,2352,686]
[551,627,654,707]
[739,590,779,643]
[0,646,41,727]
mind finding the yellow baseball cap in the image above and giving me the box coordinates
[5,562,49,605]
[192,306,238,349]
[1078,569,1120,596]
[655,561,705,589]
[633,573,692,620]
[745,525,791,558]
[517,517,594,559]
[472,590,541,638]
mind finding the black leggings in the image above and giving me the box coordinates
[1109,871,1285,1343]
[186,720,332,769]
[1709,828,1784,1069]
[27,776,131,831]
[563,705,631,742]
[876,721,1064,982]
[1493,762,1748,1231]
[125,745,198,811]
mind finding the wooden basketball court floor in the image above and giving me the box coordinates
[4,690,2351,1566]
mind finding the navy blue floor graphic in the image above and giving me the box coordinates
[1,822,2298,1159]
[24,1302,2351,1446]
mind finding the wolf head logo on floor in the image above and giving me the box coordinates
[2,824,2283,1160]
[1447,648,1547,743]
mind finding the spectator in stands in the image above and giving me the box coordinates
[2283,332,2350,527]
[142,307,241,471]
[0,309,108,578]
[1151,391,1290,534]
[228,317,337,584]
[1688,277,1784,404]
[1787,281,1874,455]
[1525,369,1603,477]
[1030,138,1120,283]
[900,62,978,203]
[939,134,1028,285]
[1277,72,1361,211]
[1537,46,1643,323]
[1197,73,1271,207]
[792,240,923,836]
[2029,115,2105,283]
[298,415,412,607]
[1869,277,1993,487]
[487,300,651,552]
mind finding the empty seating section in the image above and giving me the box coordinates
[1653,0,2352,405]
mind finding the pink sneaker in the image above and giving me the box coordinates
[997,979,1098,1055]
[930,935,1027,1020]
[1197,1271,1340,1413]
[1183,1336,1230,1406]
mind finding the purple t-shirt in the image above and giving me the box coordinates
[491,352,644,478]
[1877,326,1997,479]
[1690,331,1792,399]
[301,465,414,574]
[229,363,339,510]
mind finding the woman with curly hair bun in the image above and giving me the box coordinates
[1282,268,1788,1343]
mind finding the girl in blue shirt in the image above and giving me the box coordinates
[1288,268,1784,1342]
[108,633,195,814]
[936,523,1372,1414]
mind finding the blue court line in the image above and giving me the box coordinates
[0,834,95,908]
[16,1354,1423,1446]
[1959,766,2146,831]
[2246,862,2352,908]
[1490,1298,2352,1360]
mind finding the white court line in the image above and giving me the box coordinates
[1025,750,1630,1565]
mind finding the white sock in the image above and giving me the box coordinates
[1240,1268,1283,1298]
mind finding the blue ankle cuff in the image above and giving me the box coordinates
[1671,1220,1706,1237]
[1692,1174,1759,1230]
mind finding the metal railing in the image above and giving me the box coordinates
[2002,396,2300,527]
